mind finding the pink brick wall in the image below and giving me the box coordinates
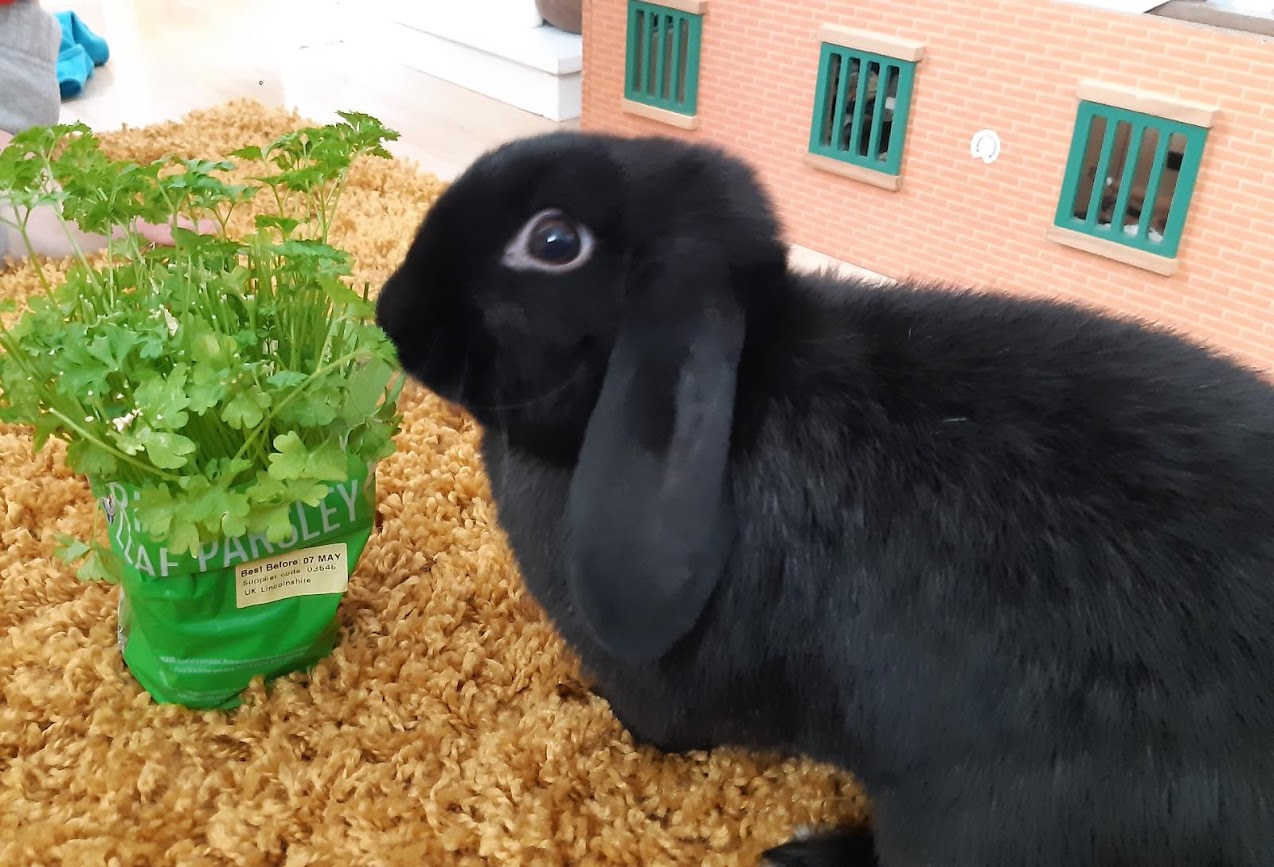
[581,0,1274,372]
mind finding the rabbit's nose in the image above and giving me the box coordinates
[374,276,408,335]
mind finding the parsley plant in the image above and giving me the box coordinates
[0,112,406,577]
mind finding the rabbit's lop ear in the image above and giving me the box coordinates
[566,236,743,661]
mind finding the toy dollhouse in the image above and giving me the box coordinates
[579,0,1274,371]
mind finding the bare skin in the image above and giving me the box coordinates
[1,128,214,263]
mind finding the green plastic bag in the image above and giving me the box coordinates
[89,461,377,710]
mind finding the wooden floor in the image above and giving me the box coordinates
[58,0,575,181]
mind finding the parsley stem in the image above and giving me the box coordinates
[10,212,52,295]
[45,407,182,482]
[227,346,365,466]
[37,156,98,283]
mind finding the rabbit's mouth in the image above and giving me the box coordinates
[374,279,469,401]
[468,361,589,416]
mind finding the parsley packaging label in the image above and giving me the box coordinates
[90,460,378,710]
[97,473,369,578]
[235,542,349,608]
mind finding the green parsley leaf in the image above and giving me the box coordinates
[187,363,229,415]
[344,358,395,419]
[138,429,197,470]
[76,547,123,584]
[220,388,271,430]
[268,432,348,482]
[135,365,192,429]
[177,477,252,539]
[65,437,121,476]
[132,484,176,538]
[247,502,296,545]
[54,533,93,563]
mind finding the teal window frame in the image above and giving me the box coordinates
[1053,100,1208,260]
[624,1,704,117]
[808,42,917,177]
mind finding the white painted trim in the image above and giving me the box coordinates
[817,25,925,62]
[1046,226,1178,276]
[656,0,709,14]
[1076,80,1220,128]
[621,99,700,129]
[1058,0,1166,13]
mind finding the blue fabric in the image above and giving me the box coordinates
[54,11,109,100]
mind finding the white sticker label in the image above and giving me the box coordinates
[235,542,349,608]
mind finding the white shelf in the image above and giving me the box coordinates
[380,0,582,121]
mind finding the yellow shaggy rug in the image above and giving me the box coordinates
[0,101,868,866]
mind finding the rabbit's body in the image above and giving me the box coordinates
[481,273,1274,866]
[375,130,1274,866]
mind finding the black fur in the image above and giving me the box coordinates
[376,130,1274,866]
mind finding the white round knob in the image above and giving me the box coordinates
[970,129,1001,164]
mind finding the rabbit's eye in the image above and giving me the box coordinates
[502,209,594,273]
[530,217,581,263]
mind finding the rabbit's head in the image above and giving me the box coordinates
[376,131,787,661]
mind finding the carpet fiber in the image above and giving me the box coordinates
[0,101,868,866]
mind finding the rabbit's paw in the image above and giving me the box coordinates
[761,824,877,867]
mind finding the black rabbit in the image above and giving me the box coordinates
[374,130,1274,866]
